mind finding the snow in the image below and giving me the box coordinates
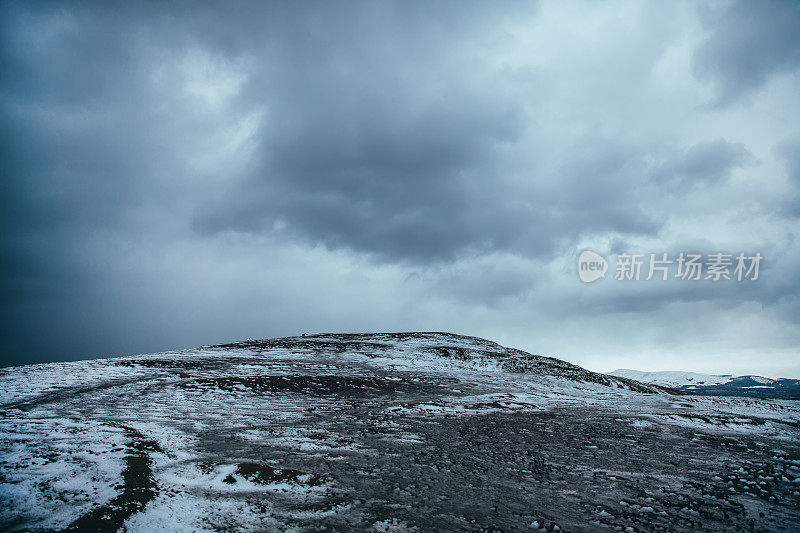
[2,332,799,531]
[0,416,126,531]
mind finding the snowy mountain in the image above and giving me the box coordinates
[608,369,733,388]
[609,369,800,399]
[2,333,799,532]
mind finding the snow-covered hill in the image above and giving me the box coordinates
[2,333,799,532]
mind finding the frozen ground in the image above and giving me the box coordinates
[1,332,799,532]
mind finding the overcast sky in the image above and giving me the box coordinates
[1,0,799,375]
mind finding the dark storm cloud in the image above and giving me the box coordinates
[1,0,798,371]
[196,136,667,263]
[195,81,531,262]
[184,4,669,263]
[693,0,800,106]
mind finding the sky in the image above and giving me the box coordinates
[1,0,799,375]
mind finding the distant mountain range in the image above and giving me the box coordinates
[609,369,800,399]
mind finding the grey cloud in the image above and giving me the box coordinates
[1,1,798,373]
[693,0,800,106]
[196,118,666,262]
[188,5,538,263]
[649,139,753,191]
[417,256,542,307]
[777,136,800,218]
[553,140,661,237]
[196,82,530,262]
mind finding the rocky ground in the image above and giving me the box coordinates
[1,333,799,532]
